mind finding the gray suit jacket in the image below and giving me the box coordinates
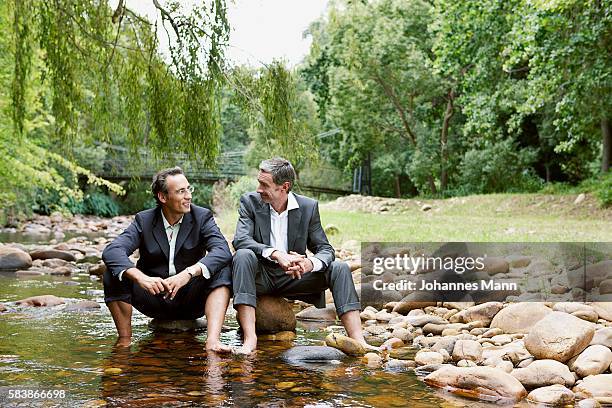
[232,192,335,306]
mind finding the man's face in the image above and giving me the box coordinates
[159,174,192,215]
[257,171,288,204]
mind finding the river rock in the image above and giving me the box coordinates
[525,311,595,362]
[599,279,612,295]
[527,384,575,405]
[88,263,107,277]
[325,333,365,356]
[255,296,296,334]
[149,318,207,332]
[41,259,71,268]
[572,374,612,400]
[576,399,603,408]
[510,359,575,388]
[415,351,444,366]
[392,293,437,315]
[569,345,612,378]
[405,314,448,327]
[389,347,414,360]
[29,249,76,262]
[424,366,527,402]
[590,328,612,348]
[363,352,383,367]
[482,257,509,275]
[259,331,296,341]
[65,300,101,311]
[570,261,612,290]
[16,295,65,307]
[490,303,552,334]
[0,303,6,312]
[449,302,503,326]
[0,247,32,270]
[281,346,347,364]
[506,255,531,268]
[432,337,458,355]
[452,340,482,363]
[590,303,612,321]
[295,304,337,321]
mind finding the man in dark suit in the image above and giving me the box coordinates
[102,167,233,352]
[232,157,368,353]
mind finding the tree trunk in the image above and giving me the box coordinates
[602,118,611,172]
[440,89,455,192]
[427,175,437,195]
[394,174,401,198]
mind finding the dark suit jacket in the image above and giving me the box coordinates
[102,205,232,280]
[232,192,335,307]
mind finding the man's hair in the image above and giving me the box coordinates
[151,166,184,205]
[259,157,296,191]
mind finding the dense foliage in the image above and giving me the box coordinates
[302,0,611,198]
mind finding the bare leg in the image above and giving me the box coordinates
[235,304,257,354]
[107,300,132,343]
[204,286,232,353]
[340,310,378,350]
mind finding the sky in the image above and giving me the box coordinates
[116,0,329,68]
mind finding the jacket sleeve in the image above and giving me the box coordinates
[102,214,142,278]
[232,194,273,256]
[307,201,335,271]
[197,211,232,276]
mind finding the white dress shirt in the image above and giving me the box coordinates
[261,192,323,272]
[118,211,209,281]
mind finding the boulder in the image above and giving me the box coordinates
[590,328,612,348]
[424,366,527,402]
[415,351,444,366]
[405,314,448,327]
[510,359,575,388]
[590,303,612,321]
[41,259,71,268]
[281,346,347,364]
[255,296,296,334]
[88,263,107,277]
[29,249,76,262]
[325,333,365,356]
[295,304,337,321]
[482,257,509,275]
[525,311,595,362]
[572,374,612,400]
[490,303,552,334]
[392,293,437,315]
[452,340,483,363]
[526,384,575,405]
[149,318,207,332]
[16,295,64,307]
[0,247,32,270]
[449,302,503,326]
[259,331,297,341]
[569,345,612,378]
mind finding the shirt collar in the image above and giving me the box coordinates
[161,211,183,229]
[287,192,299,211]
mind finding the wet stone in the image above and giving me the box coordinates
[148,318,207,332]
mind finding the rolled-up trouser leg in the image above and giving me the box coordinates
[327,261,361,316]
[232,248,261,309]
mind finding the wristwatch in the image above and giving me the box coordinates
[186,267,195,280]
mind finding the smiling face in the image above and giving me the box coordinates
[256,170,289,206]
[158,174,192,217]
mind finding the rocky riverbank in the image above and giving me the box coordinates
[1,214,611,406]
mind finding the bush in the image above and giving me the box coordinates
[82,192,120,217]
[191,183,213,209]
[458,139,543,194]
[228,176,258,208]
[32,188,120,217]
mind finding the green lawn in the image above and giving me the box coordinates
[216,193,611,245]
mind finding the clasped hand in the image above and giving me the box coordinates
[135,269,192,300]
[273,250,313,279]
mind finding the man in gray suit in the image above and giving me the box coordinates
[232,157,368,353]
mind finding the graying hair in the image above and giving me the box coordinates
[259,157,296,191]
[151,166,184,205]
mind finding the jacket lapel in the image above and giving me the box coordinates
[174,210,193,256]
[287,205,302,252]
[152,209,170,260]
[255,198,271,246]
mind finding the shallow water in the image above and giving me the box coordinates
[0,271,525,407]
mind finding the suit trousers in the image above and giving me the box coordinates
[231,248,360,316]
[103,265,232,320]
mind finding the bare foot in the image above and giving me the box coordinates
[205,341,232,354]
[232,338,257,355]
[362,342,381,352]
[115,337,132,348]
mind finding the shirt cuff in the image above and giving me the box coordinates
[309,256,323,272]
[262,248,275,260]
[118,269,125,281]
[196,262,210,279]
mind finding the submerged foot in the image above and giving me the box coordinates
[205,341,232,354]
[232,339,257,355]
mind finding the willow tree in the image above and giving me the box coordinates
[4,0,299,215]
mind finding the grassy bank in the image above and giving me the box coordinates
[216,193,612,245]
